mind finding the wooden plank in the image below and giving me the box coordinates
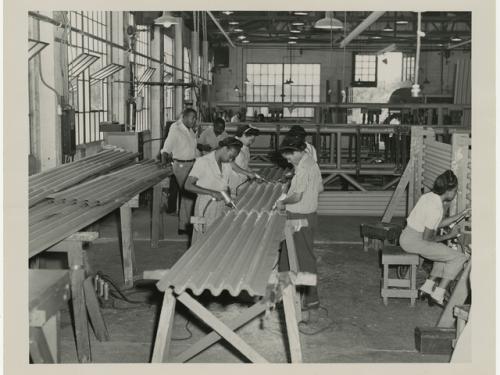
[381,160,413,223]
[437,261,471,328]
[339,173,367,192]
[282,284,303,363]
[120,204,135,288]
[172,300,268,363]
[66,232,99,242]
[30,327,54,363]
[151,289,177,363]
[151,183,161,248]
[143,269,168,280]
[451,133,470,216]
[284,224,299,274]
[176,292,268,363]
[66,248,90,362]
[83,277,109,341]
[41,314,59,363]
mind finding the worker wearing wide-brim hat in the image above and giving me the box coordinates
[276,137,324,310]
[229,124,262,193]
[185,137,244,244]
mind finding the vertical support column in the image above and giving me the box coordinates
[202,40,209,81]
[151,289,177,363]
[122,13,132,127]
[174,18,184,117]
[151,26,164,157]
[450,132,470,216]
[120,204,136,288]
[38,11,62,170]
[336,131,342,169]
[110,12,127,124]
[409,127,425,212]
[151,182,162,248]
[191,28,199,109]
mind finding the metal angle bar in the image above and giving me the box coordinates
[68,53,99,77]
[207,11,235,48]
[28,39,49,60]
[90,63,125,81]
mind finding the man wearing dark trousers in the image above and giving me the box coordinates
[160,108,199,235]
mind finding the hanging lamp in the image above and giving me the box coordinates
[314,12,343,30]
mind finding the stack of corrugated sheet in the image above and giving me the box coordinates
[48,160,166,206]
[29,160,171,257]
[157,209,286,297]
[422,139,452,189]
[29,149,138,207]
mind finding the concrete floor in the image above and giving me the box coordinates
[44,205,450,363]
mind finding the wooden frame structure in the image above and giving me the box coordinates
[150,219,313,363]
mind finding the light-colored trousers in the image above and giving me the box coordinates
[172,161,195,231]
[399,226,467,280]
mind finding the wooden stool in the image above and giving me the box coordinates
[381,245,419,306]
[360,222,403,252]
[29,269,70,363]
[452,304,470,347]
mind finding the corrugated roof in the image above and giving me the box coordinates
[157,210,286,297]
[29,149,138,207]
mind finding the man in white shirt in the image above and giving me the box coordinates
[161,108,199,234]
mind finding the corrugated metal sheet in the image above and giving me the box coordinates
[29,149,138,207]
[235,181,286,213]
[157,210,286,297]
[29,162,171,257]
[47,161,168,206]
[422,139,452,189]
[317,191,407,217]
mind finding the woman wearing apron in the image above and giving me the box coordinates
[399,170,470,305]
[185,137,243,244]
[276,137,324,310]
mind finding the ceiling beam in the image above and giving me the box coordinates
[339,12,386,48]
[207,11,235,48]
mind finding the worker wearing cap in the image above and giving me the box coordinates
[160,108,199,235]
[276,137,324,310]
[185,137,243,244]
[197,117,229,155]
[229,124,261,192]
[287,125,318,162]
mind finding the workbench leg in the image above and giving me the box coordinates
[30,327,54,363]
[282,284,303,363]
[151,183,161,249]
[151,289,176,363]
[120,205,136,288]
[294,289,303,323]
[68,248,91,363]
[177,292,268,363]
[171,300,268,363]
[437,261,471,328]
[83,277,109,341]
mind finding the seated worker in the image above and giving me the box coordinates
[399,170,470,305]
[229,124,261,192]
[231,112,241,123]
[276,137,324,310]
[185,137,243,244]
[197,117,229,155]
[287,125,318,162]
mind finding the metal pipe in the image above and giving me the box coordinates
[206,11,235,48]
[447,39,471,50]
[339,12,385,48]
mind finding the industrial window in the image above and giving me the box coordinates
[246,63,320,117]
[402,53,416,82]
[164,35,175,122]
[68,11,110,145]
[129,13,152,132]
[352,53,377,87]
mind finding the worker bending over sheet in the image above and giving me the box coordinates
[276,137,324,310]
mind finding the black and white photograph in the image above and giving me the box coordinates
[3,2,495,372]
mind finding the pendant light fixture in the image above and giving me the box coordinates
[314,11,344,30]
[154,12,178,28]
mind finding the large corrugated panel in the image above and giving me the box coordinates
[466,158,471,207]
[257,167,291,182]
[422,139,452,189]
[157,210,286,297]
[317,191,407,217]
[235,181,286,213]
[29,163,171,257]
[29,149,138,207]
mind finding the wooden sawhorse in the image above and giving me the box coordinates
[149,220,312,363]
[44,232,109,362]
[29,269,70,363]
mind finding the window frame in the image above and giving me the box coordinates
[351,52,378,88]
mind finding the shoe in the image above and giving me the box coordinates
[430,287,446,306]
